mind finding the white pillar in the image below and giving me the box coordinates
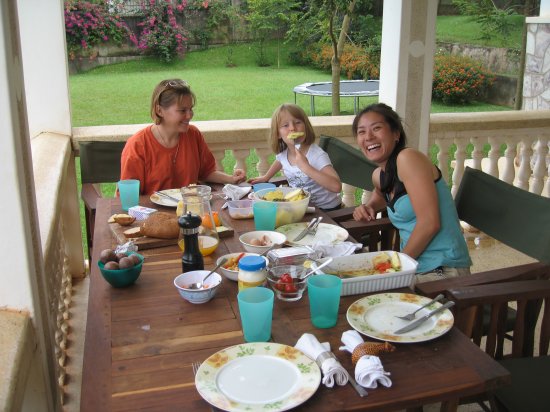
[379,0,438,153]
[0,0,55,410]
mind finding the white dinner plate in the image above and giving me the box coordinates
[195,342,321,411]
[276,222,349,247]
[149,188,181,207]
[346,292,454,343]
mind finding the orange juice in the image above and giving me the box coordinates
[178,235,219,256]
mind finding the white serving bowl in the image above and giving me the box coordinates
[239,231,287,254]
[253,187,310,227]
[173,270,222,304]
[216,252,269,281]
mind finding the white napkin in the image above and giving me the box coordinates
[222,184,251,201]
[339,330,392,389]
[311,241,363,258]
[295,333,348,388]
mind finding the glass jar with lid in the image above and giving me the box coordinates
[238,255,267,291]
[178,185,220,256]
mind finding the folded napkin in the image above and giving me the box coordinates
[222,184,251,201]
[295,333,348,388]
[339,330,393,389]
[311,241,363,258]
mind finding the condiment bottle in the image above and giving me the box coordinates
[178,211,204,273]
[238,255,267,291]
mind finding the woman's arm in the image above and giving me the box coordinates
[248,160,282,184]
[397,149,441,260]
[205,169,246,185]
[353,168,385,221]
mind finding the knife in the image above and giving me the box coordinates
[293,217,318,242]
[393,301,455,334]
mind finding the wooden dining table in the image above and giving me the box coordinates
[81,190,510,412]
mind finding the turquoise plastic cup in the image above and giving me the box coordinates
[307,274,342,328]
[252,182,276,192]
[253,201,277,231]
[118,179,140,211]
[237,287,274,342]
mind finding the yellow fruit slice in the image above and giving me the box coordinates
[288,132,304,140]
[284,188,303,201]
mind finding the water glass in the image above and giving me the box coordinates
[307,274,342,328]
[237,287,274,342]
[118,179,140,211]
[253,202,277,231]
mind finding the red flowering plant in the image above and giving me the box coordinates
[432,54,495,105]
[135,0,188,63]
[64,0,134,60]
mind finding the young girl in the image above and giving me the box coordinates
[249,103,342,211]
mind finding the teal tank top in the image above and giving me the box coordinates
[382,170,472,273]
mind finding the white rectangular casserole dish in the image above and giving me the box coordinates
[315,251,418,296]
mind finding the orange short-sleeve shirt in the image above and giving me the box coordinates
[120,125,217,195]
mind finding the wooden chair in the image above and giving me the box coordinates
[79,141,126,257]
[316,135,400,251]
[445,279,550,412]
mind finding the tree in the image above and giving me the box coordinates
[287,0,358,115]
[246,0,299,67]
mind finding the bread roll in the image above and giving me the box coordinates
[141,212,179,239]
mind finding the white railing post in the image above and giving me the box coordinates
[502,136,518,185]
[452,135,467,197]
[531,137,549,195]
[515,140,533,190]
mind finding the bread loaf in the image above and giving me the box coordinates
[141,212,179,239]
[123,226,143,239]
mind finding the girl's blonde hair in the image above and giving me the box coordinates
[150,79,196,124]
[269,103,316,153]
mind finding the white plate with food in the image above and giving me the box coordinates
[276,222,348,247]
[346,292,454,343]
[194,342,321,412]
[149,189,181,207]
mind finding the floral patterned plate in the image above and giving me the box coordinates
[149,188,181,207]
[276,222,348,247]
[347,292,454,343]
[195,342,321,412]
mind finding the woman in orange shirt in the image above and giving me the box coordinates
[120,79,246,195]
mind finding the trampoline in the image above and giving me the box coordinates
[293,79,380,115]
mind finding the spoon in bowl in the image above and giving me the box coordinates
[300,257,334,281]
[188,257,228,290]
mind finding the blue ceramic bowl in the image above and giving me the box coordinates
[98,251,144,288]
[173,270,222,304]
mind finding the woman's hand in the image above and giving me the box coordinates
[231,169,246,184]
[353,204,377,222]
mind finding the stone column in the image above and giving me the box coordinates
[379,0,438,153]
[523,15,550,110]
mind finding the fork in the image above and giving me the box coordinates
[394,293,445,321]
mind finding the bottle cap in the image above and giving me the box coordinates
[238,255,266,271]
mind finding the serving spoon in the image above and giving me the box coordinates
[188,257,228,290]
[300,257,334,281]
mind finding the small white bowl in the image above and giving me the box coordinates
[216,252,269,281]
[173,271,222,304]
[239,231,287,254]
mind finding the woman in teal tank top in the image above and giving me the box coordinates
[351,103,471,282]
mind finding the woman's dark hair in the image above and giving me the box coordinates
[352,103,407,195]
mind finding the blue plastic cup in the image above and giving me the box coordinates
[252,182,276,192]
[307,274,342,328]
[118,179,140,211]
[237,287,274,342]
[253,202,277,231]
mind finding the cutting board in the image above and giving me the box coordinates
[109,218,235,251]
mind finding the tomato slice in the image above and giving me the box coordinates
[374,261,392,272]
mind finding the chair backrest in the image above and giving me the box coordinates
[318,135,377,191]
[448,279,550,359]
[79,141,126,184]
[455,167,550,264]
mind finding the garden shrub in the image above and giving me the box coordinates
[305,43,380,80]
[64,0,134,60]
[432,54,495,104]
[135,0,188,63]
